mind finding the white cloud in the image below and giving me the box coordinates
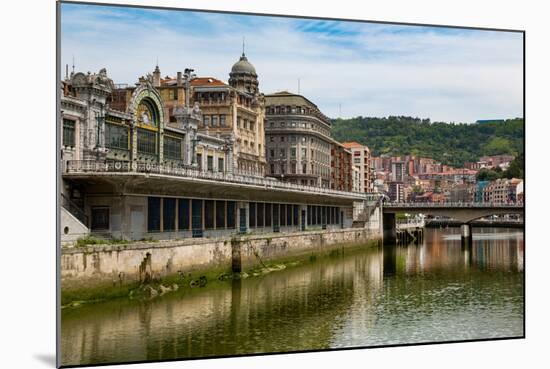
[61,4,523,123]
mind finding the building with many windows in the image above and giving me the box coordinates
[342,141,373,193]
[330,142,353,192]
[60,66,374,244]
[264,91,333,188]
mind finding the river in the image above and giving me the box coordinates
[60,227,524,366]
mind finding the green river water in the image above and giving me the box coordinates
[60,227,524,366]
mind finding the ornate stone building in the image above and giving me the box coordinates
[264,91,333,188]
[60,67,366,244]
[156,52,266,176]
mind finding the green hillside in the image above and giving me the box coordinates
[331,116,524,167]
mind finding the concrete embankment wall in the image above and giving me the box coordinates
[61,228,381,290]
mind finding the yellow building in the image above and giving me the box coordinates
[158,52,267,176]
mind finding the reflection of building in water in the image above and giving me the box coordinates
[388,228,524,273]
[61,251,373,365]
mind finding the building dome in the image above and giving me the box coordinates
[231,53,257,76]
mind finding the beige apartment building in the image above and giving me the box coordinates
[342,141,373,193]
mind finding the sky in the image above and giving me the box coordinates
[60,3,523,123]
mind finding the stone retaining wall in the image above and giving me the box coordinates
[61,228,382,290]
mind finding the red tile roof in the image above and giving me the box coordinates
[341,141,364,149]
[190,77,227,87]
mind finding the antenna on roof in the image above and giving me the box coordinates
[242,36,245,56]
[156,56,158,67]
[72,56,75,75]
[65,64,68,80]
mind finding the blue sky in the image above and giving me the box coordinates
[61,3,523,122]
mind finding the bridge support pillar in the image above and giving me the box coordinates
[383,213,396,244]
[460,223,473,246]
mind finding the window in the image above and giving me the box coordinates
[280,204,286,226]
[265,203,272,227]
[218,157,224,172]
[291,136,297,143]
[281,136,285,142]
[137,129,156,155]
[216,201,225,229]
[205,200,214,229]
[301,148,307,158]
[286,204,292,225]
[178,199,190,230]
[164,136,182,160]
[293,205,299,226]
[163,198,176,231]
[257,203,264,227]
[207,155,214,171]
[147,197,161,232]
[270,149,275,158]
[302,163,307,174]
[280,148,286,158]
[290,147,297,158]
[170,89,178,100]
[220,115,226,127]
[270,136,275,142]
[270,164,275,174]
[203,115,210,127]
[249,202,256,228]
[226,201,236,229]
[91,207,109,231]
[196,153,202,170]
[63,119,75,147]
[291,163,296,174]
[311,206,317,225]
[212,116,218,127]
[192,199,203,232]
[280,163,286,174]
[249,121,255,131]
[243,120,248,130]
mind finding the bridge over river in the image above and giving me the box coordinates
[382,202,524,244]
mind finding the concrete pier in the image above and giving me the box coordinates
[383,213,396,244]
[460,223,473,246]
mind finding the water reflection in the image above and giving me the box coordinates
[61,228,524,366]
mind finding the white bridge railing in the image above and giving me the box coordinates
[396,219,425,229]
[384,202,523,208]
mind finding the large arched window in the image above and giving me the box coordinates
[136,98,160,126]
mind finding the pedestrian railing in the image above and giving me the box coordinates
[384,201,523,208]
[64,159,383,201]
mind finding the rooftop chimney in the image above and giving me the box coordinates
[153,65,161,87]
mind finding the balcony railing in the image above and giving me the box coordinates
[64,159,382,201]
